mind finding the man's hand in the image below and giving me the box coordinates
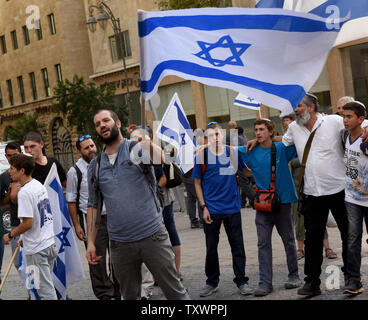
[2,233,11,245]
[194,144,208,154]
[246,139,258,152]
[75,224,86,241]
[86,243,102,265]
[203,207,213,224]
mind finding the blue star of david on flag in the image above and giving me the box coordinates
[194,35,251,67]
[56,227,71,254]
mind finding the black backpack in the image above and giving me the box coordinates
[163,162,182,188]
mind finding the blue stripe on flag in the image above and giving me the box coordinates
[173,101,196,145]
[234,99,260,108]
[141,60,306,109]
[139,13,338,37]
[50,178,72,223]
[53,255,66,287]
[160,125,179,143]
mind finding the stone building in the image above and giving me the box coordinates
[0,0,93,171]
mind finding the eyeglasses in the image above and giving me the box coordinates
[79,134,91,142]
[207,121,217,125]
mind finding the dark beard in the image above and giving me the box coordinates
[98,125,120,144]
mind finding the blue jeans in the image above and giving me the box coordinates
[345,201,368,281]
[203,212,248,288]
[255,203,299,288]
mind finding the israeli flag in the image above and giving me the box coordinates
[139,7,342,116]
[156,93,196,174]
[44,164,84,300]
[234,93,261,111]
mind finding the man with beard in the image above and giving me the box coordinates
[280,93,349,296]
[66,135,120,300]
[86,110,190,300]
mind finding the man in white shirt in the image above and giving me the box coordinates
[2,154,57,300]
[281,93,351,296]
[66,135,119,300]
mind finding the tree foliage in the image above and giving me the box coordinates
[53,75,129,148]
[157,0,232,10]
[6,112,46,145]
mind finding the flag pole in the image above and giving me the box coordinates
[141,97,146,127]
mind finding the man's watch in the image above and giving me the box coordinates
[199,203,207,210]
[8,232,13,239]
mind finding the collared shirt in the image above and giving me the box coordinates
[282,114,346,197]
[66,158,106,215]
[87,139,162,243]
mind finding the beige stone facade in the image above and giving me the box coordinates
[0,0,94,169]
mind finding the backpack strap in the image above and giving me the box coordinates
[73,164,83,215]
[341,129,349,151]
[270,143,277,192]
[91,151,103,229]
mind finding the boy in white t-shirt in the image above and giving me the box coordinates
[2,153,57,300]
[342,101,368,295]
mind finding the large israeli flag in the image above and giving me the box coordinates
[156,93,196,174]
[44,164,84,300]
[139,7,342,115]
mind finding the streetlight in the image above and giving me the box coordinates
[87,1,133,124]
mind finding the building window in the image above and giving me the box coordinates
[17,76,26,103]
[0,86,3,108]
[349,43,368,108]
[36,19,43,40]
[41,68,51,97]
[109,31,132,63]
[10,30,18,50]
[6,80,14,106]
[55,64,62,82]
[29,72,38,100]
[0,35,6,54]
[48,13,56,35]
[22,25,30,45]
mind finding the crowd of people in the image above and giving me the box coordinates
[0,93,368,300]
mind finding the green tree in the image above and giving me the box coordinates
[157,0,232,10]
[53,75,129,148]
[6,112,46,144]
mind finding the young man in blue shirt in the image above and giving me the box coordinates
[238,119,302,296]
[193,122,253,297]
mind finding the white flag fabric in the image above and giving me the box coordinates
[156,93,196,174]
[139,7,342,116]
[234,93,261,111]
[44,164,84,299]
